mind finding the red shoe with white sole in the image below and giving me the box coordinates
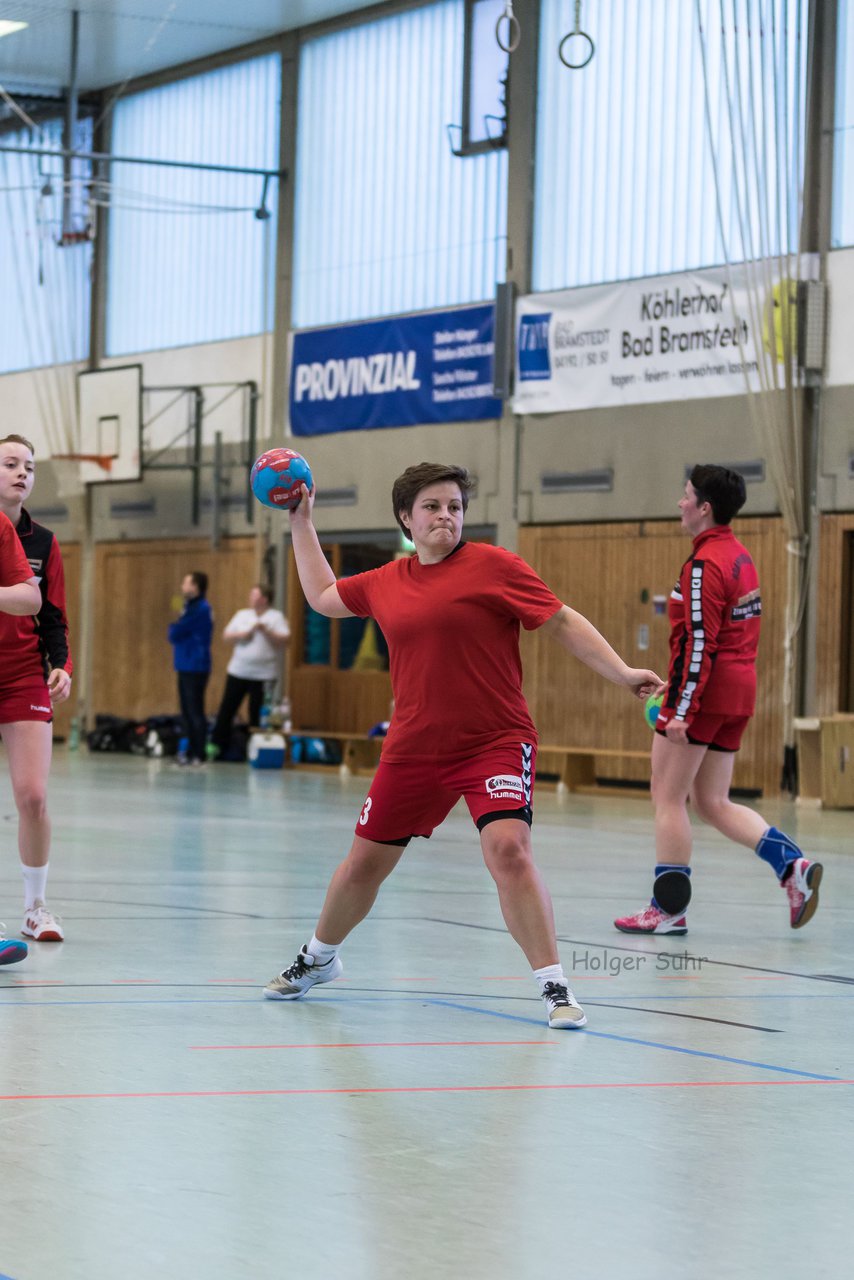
[783,858,823,929]
[614,904,688,935]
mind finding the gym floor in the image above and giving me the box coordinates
[1,752,851,1280]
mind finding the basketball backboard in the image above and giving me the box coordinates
[76,364,142,483]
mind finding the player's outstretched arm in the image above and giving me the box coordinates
[541,605,664,700]
[289,484,355,619]
[0,578,41,616]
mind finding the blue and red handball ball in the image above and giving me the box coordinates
[250,448,313,511]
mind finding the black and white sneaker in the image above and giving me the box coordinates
[542,980,587,1029]
[263,944,343,999]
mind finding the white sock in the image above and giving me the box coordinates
[534,963,567,993]
[22,863,49,910]
[307,933,339,964]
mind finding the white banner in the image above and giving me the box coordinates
[513,264,803,413]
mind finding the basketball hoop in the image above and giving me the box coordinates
[50,453,117,499]
[52,453,115,472]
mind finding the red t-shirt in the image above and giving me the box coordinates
[662,525,761,723]
[336,542,563,762]
[0,510,38,688]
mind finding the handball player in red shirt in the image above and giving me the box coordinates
[264,462,664,1028]
[0,499,42,964]
[0,434,73,952]
[615,464,823,936]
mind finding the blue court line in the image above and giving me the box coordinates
[2,990,854,1009]
[0,997,257,1007]
[427,999,842,1081]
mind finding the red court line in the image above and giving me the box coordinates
[2,1079,851,1102]
[4,980,63,986]
[189,1040,555,1050]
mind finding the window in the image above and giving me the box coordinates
[458,0,510,154]
[533,0,808,291]
[106,54,281,355]
[293,0,507,327]
[0,118,92,374]
[833,0,854,246]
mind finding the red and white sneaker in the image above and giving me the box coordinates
[22,901,64,942]
[783,858,823,929]
[614,904,688,935]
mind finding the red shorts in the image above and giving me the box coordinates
[658,710,750,752]
[355,741,537,843]
[0,683,53,725]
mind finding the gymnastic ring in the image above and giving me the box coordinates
[496,12,521,54]
[558,30,595,69]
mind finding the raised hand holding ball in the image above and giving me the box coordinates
[250,448,313,511]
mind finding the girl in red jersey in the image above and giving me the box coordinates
[615,464,823,937]
[0,434,73,948]
[0,504,42,964]
[263,462,664,1029]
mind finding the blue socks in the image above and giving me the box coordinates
[755,827,802,880]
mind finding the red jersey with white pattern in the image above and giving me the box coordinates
[336,542,563,762]
[661,525,761,725]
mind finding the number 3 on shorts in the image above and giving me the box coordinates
[358,796,373,827]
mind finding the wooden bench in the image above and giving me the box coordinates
[285,731,651,792]
[536,744,651,795]
[286,729,384,776]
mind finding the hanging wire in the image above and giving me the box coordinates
[558,0,595,69]
[695,0,810,767]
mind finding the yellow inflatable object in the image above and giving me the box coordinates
[762,278,798,364]
[352,619,386,671]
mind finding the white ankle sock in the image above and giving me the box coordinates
[22,863,49,911]
[307,934,339,964]
[534,963,567,992]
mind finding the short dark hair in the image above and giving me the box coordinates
[391,463,474,537]
[254,583,272,604]
[188,571,209,597]
[689,464,747,525]
[0,433,35,456]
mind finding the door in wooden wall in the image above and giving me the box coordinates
[844,533,854,712]
[91,538,258,721]
[287,540,393,734]
[51,541,80,741]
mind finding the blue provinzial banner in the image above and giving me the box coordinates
[289,304,502,435]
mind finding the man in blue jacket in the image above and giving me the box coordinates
[168,571,213,768]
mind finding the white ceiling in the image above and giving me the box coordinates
[0,0,390,94]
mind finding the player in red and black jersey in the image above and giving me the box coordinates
[615,464,823,937]
[262,461,665,1029]
[0,434,73,947]
[0,507,42,965]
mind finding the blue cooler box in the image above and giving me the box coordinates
[248,731,286,769]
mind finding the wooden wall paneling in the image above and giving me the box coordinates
[52,541,80,740]
[91,537,257,721]
[519,517,787,797]
[816,514,854,717]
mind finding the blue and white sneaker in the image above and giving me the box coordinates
[0,925,28,966]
